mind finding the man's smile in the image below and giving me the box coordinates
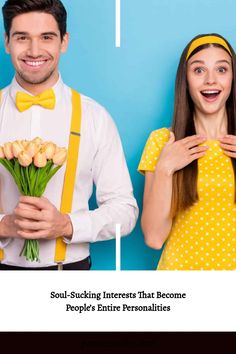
[20,58,50,71]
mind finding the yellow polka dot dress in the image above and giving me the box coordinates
[138,128,236,270]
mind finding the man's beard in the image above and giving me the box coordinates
[17,69,55,85]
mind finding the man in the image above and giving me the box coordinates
[0,0,138,270]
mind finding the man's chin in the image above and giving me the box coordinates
[17,70,55,86]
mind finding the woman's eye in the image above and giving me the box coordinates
[218,67,227,73]
[194,67,204,74]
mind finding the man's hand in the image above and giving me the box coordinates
[13,196,73,240]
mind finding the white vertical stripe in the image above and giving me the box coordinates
[116,0,121,47]
[30,106,41,140]
[116,223,121,271]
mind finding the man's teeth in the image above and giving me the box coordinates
[25,61,46,67]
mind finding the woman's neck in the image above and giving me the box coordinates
[193,108,228,140]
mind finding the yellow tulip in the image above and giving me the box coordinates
[43,142,56,159]
[32,137,43,146]
[26,141,40,158]
[21,140,29,149]
[18,151,32,167]
[34,150,47,168]
[53,147,67,165]
[0,146,5,158]
[12,141,24,158]
[3,142,14,160]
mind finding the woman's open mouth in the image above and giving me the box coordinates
[200,90,221,101]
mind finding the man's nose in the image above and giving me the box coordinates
[26,39,41,57]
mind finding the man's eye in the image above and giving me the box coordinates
[17,36,27,41]
[42,36,52,40]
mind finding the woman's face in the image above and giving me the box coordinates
[186,46,233,116]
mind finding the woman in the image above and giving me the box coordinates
[138,33,236,270]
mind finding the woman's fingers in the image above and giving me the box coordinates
[189,145,209,155]
[219,135,236,145]
[222,150,236,158]
[190,150,208,161]
[220,142,236,152]
[183,135,207,149]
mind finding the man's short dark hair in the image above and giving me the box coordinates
[2,0,67,40]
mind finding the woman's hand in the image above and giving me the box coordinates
[156,132,208,176]
[219,135,236,157]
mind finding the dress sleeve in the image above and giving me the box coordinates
[138,127,170,174]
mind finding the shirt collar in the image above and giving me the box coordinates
[9,73,64,106]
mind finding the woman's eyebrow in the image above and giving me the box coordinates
[189,60,204,65]
[215,59,231,65]
[189,59,231,66]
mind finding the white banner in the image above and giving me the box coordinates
[0,271,235,332]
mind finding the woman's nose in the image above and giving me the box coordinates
[205,70,217,85]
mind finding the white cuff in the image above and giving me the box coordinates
[63,211,92,244]
[0,214,11,248]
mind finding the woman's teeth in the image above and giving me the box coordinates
[201,90,221,98]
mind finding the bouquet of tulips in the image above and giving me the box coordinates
[0,137,67,262]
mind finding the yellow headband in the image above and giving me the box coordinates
[186,35,232,60]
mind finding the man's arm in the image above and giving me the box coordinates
[67,109,139,244]
[12,109,138,243]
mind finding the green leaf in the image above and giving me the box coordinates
[25,166,32,195]
[20,240,40,262]
[20,164,28,195]
[45,165,62,184]
[37,161,53,184]
[29,163,37,179]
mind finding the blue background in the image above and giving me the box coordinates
[0,0,235,270]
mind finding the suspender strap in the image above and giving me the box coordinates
[0,90,4,262]
[0,249,4,262]
[54,89,82,263]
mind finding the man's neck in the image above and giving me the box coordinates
[15,72,60,95]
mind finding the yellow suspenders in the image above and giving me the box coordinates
[0,89,82,264]
[54,89,82,263]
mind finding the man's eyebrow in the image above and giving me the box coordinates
[11,31,58,37]
[11,31,28,37]
[41,32,59,37]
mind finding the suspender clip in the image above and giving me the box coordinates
[57,263,63,271]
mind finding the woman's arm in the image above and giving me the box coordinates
[141,133,208,249]
[141,168,173,249]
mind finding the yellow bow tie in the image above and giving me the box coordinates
[16,89,56,112]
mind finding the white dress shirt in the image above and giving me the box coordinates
[0,76,138,267]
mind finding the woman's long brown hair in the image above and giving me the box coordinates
[171,33,236,216]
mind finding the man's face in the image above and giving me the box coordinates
[5,11,68,88]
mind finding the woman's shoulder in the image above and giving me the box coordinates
[138,127,171,174]
[148,127,171,145]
